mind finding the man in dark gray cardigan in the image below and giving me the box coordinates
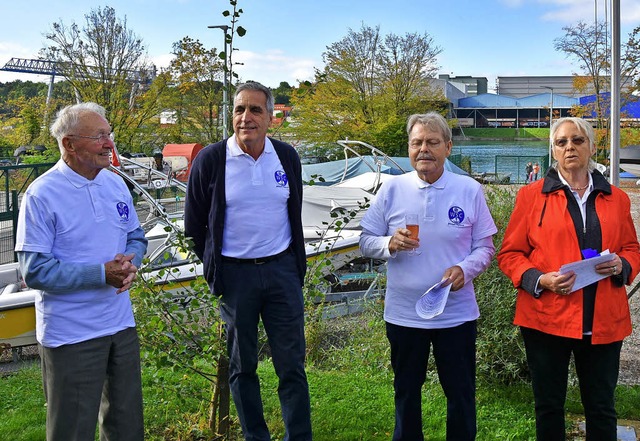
[185,81,311,441]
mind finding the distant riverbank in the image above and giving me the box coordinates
[456,127,640,146]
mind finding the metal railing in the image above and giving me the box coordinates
[0,163,56,264]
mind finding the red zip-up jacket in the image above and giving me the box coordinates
[498,169,640,344]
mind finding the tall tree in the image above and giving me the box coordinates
[380,32,442,114]
[554,21,608,126]
[273,81,293,105]
[218,0,246,137]
[322,24,382,125]
[622,25,640,108]
[292,24,445,155]
[166,37,225,144]
[40,6,166,150]
[555,21,640,128]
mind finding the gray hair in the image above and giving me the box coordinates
[50,102,107,155]
[406,112,452,143]
[550,117,597,173]
[234,81,274,115]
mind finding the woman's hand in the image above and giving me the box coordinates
[539,271,577,295]
[389,228,420,254]
[595,255,622,278]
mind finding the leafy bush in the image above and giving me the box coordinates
[475,185,529,383]
[303,198,370,364]
[132,227,230,439]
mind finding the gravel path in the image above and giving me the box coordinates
[0,344,38,374]
[618,180,640,386]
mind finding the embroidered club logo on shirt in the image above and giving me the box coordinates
[274,170,288,187]
[448,206,465,225]
[116,202,130,222]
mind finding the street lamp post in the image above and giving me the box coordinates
[208,25,230,139]
[541,86,554,169]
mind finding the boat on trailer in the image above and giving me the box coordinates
[0,263,36,349]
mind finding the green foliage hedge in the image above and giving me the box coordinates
[475,185,529,384]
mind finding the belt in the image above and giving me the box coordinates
[221,247,290,265]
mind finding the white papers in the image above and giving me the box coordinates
[559,250,616,293]
[415,278,452,319]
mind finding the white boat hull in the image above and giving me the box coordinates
[143,229,362,294]
[620,163,640,177]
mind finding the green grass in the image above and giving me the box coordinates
[0,362,47,441]
[2,307,640,440]
[258,367,536,440]
[463,128,548,140]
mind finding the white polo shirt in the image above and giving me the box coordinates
[222,135,292,258]
[360,170,497,329]
[15,161,139,347]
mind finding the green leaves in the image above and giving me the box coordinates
[475,186,528,384]
[291,24,444,151]
[131,226,228,432]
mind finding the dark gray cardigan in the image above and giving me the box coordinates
[184,138,306,295]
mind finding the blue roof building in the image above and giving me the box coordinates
[434,75,639,129]
[453,92,579,128]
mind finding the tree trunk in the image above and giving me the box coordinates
[209,353,231,438]
[218,354,231,436]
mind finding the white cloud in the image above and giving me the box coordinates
[499,0,526,7]
[149,49,317,88]
[0,42,39,64]
[621,0,640,22]
[150,53,174,72]
[539,0,640,25]
[539,0,601,23]
[233,49,317,88]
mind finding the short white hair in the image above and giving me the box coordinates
[50,103,107,155]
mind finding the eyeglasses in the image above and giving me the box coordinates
[409,139,444,149]
[68,132,115,143]
[553,136,587,148]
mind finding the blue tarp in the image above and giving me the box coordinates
[302,156,467,186]
[579,93,640,118]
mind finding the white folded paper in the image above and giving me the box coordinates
[415,278,452,319]
[559,250,616,293]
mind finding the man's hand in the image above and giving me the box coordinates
[105,253,138,294]
[441,265,465,291]
[389,228,420,254]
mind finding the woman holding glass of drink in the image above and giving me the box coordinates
[359,112,497,440]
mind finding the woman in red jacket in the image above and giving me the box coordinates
[498,117,640,441]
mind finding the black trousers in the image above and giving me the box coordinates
[220,251,311,441]
[386,320,477,441]
[521,327,622,441]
